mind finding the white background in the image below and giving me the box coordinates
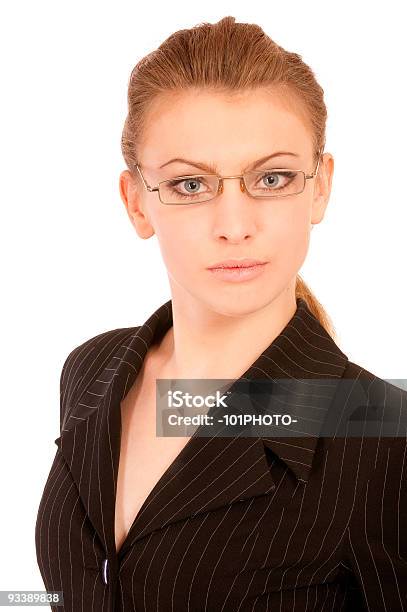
[1,0,406,600]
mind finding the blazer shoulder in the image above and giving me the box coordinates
[342,358,407,434]
[59,325,140,427]
[343,358,407,395]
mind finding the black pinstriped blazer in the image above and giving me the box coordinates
[35,297,407,611]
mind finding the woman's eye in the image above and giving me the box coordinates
[171,177,203,193]
[262,172,288,188]
[253,170,298,193]
[264,173,279,186]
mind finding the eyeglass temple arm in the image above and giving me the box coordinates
[135,164,158,192]
[305,148,324,179]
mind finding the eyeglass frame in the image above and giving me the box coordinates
[134,149,324,205]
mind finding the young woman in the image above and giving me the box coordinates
[35,16,407,612]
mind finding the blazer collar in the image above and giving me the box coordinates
[57,297,349,562]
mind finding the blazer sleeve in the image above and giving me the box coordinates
[341,434,407,611]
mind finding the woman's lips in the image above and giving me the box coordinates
[208,262,268,282]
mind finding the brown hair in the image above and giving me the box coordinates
[121,16,336,340]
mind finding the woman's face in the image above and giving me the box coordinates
[120,88,333,316]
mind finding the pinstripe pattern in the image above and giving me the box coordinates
[35,297,407,611]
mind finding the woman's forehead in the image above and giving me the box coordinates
[140,97,313,173]
[144,88,309,131]
[136,89,314,182]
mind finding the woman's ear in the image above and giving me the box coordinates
[119,170,155,238]
[310,152,334,226]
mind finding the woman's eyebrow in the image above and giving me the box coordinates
[159,151,300,173]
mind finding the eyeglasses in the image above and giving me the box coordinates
[135,151,323,205]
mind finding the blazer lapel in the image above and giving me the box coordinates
[55,297,349,562]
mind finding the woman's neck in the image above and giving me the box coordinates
[151,291,297,382]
